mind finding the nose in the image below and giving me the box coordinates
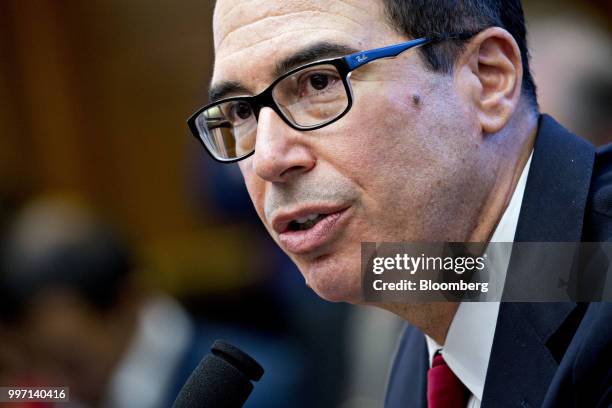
[251,107,316,183]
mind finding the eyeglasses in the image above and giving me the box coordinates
[188,34,473,163]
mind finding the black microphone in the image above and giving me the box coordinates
[172,340,264,408]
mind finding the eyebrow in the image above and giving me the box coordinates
[208,81,251,103]
[208,41,359,103]
[273,41,358,78]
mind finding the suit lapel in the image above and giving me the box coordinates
[385,324,429,408]
[481,115,595,407]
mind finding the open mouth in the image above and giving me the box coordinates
[288,214,327,231]
[275,207,350,255]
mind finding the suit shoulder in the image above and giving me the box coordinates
[590,144,612,215]
[584,144,612,241]
[570,303,612,406]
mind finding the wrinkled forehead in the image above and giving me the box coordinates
[211,0,390,92]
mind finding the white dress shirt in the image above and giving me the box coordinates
[425,152,533,408]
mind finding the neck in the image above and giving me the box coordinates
[378,302,459,344]
[468,110,538,242]
[377,110,539,344]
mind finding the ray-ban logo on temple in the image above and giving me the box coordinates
[188,34,472,163]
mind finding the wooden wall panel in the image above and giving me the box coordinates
[0,0,215,242]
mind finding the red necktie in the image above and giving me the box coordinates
[427,353,470,408]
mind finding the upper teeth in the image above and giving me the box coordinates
[295,214,319,224]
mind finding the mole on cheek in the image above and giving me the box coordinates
[412,94,421,106]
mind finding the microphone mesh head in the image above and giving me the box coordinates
[211,340,264,381]
[172,341,264,408]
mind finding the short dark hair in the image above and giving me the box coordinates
[382,0,538,108]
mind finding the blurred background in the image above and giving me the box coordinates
[0,1,610,407]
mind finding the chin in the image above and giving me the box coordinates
[299,252,363,304]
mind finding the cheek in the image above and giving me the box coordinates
[316,78,478,237]
[324,82,429,189]
[350,77,470,171]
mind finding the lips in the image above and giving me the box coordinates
[271,205,350,255]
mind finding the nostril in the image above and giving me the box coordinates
[280,165,308,178]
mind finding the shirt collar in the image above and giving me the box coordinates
[425,151,533,401]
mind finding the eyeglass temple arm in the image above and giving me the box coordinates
[344,37,431,70]
[343,33,475,71]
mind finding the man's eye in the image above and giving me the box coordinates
[309,73,329,90]
[230,101,253,122]
[299,72,339,97]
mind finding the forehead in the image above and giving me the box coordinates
[212,0,393,89]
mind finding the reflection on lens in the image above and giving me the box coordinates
[194,100,257,160]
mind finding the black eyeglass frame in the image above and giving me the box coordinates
[188,33,475,163]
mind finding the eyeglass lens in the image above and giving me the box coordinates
[194,63,349,161]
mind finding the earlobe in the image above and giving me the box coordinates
[458,28,523,134]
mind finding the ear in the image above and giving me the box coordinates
[455,27,523,134]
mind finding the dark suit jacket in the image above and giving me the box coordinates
[385,115,612,408]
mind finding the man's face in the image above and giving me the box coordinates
[212,0,494,303]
